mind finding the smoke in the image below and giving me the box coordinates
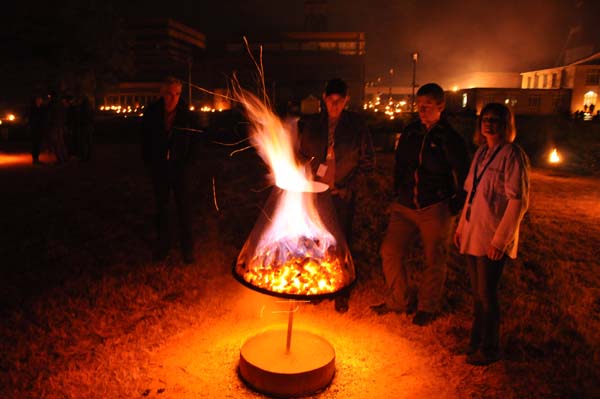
[328,0,575,86]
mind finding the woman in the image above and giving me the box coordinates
[454,103,530,366]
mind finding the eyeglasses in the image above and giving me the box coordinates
[482,116,502,124]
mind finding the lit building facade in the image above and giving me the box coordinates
[520,51,600,113]
[446,87,571,116]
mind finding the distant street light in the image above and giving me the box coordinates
[411,52,418,112]
[389,68,394,99]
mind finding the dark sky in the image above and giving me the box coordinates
[118,0,581,85]
[4,0,591,95]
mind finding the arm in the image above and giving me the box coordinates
[490,148,530,257]
[444,131,471,215]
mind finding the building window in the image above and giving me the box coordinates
[462,93,467,108]
[551,73,558,88]
[552,95,563,111]
[534,75,539,88]
[585,69,600,85]
[527,76,532,88]
[542,74,548,88]
[584,91,597,107]
[528,94,541,108]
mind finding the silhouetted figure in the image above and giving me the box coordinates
[373,83,470,326]
[141,77,201,264]
[298,78,375,313]
[454,103,530,366]
[65,95,78,158]
[29,95,46,164]
[78,96,94,161]
[46,93,69,164]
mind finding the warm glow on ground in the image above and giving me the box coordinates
[0,152,54,166]
[146,286,454,398]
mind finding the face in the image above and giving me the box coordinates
[481,111,505,140]
[417,95,444,127]
[323,93,349,120]
[162,83,182,112]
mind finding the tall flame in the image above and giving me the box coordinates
[235,89,348,296]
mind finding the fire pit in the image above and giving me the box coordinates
[231,88,355,397]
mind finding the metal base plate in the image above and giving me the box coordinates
[239,329,335,398]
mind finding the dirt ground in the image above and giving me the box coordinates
[0,142,599,398]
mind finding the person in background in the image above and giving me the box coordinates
[78,96,94,161]
[454,102,530,365]
[46,92,69,165]
[141,76,201,264]
[29,95,46,164]
[298,78,375,313]
[372,83,470,326]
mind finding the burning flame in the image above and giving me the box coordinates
[549,148,561,164]
[236,89,349,296]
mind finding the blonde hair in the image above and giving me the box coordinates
[475,103,516,145]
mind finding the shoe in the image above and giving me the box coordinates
[183,252,196,264]
[370,303,403,316]
[455,344,479,356]
[334,296,349,313]
[152,248,169,263]
[412,311,437,326]
[466,350,500,366]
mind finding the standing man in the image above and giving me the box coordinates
[29,95,46,164]
[141,76,200,264]
[372,83,470,325]
[299,78,375,313]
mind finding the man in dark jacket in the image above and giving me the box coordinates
[141,76,200,264]
[298,78,375,313]
[372,83,470,325]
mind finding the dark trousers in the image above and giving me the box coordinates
[78,126,93,161]
[31,129,42,162]
[332,191,355,301]
[466,255,506,354]
[151,163,193,256]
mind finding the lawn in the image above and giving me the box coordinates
[0,141,598,398]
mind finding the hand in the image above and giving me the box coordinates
[487,245,504,261]
[333,187,349,200]
[453,231,461,249]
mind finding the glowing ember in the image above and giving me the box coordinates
[243,238,346,295]
[234,89,354,297]
[549,148,561,164]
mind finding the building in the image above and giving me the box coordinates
[446,87,571,116]
[443,72,521,92]
[203,31,366,111]
[100,18,207,109]
[520,51,600,114]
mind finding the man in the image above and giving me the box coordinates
[141,76,200,264]
[372,83,470,325]
[29,95,46,164]
[299,78,375,313]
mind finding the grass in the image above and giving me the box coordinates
[0,140,598,398]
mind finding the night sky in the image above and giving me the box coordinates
[3,0,596,97]
[121,0,582,84]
